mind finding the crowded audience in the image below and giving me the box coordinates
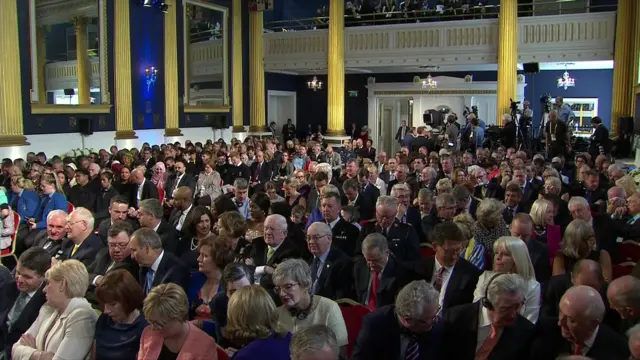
[0,114,637,360]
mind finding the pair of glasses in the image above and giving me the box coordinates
[274,282,298,294]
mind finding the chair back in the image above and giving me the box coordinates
[67,203,75,214]
[337,298,371,358]
[546,225,561,264]
[0,212,20,261]
[618,241,640,263]
[613,262,637,279]
[158,188,165,203]
[216,345,229,360]
[420,243,435,258]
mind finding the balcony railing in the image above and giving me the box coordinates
[264,0,615,32]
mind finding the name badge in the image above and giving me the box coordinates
[391,238,401,246]
[551,134,556,141]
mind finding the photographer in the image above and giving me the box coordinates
[544,111,571,159]
[500,113,517,149]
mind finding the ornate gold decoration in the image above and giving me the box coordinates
[231,0,243,132]
[327,0,345,136]
[373,90,496,96]
[496,0,517,126]
[249,10,266,132]
[611,0,635,136]
[184,105,232,113]
[100,0,110,104]
[113,0,137,139]
[164,0,182,136]
[31,104,112,114]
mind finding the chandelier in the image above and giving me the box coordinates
[307,76,323,91]
[557,64,575,90]
[422,74,438,89]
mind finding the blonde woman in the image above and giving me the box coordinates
[454,213,485,270]
[552,219,612,281]
[138,283,216,360]
[284,177,306,210]
[435,178,453,195]
[9,176,40,224]
[474,198,510,252]
[616,175,637,197]
[12,260,98,360]
[473,236,541,324]
[31,173,68,230]
[224,285,292,359]
[529,198,562,260]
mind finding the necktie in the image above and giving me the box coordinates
[145,269,155,294]
[405,335,420,360]
[585,191,592,203]
[572,343,583,355]
[367,271,379,311]
[475,325,499,360]
[71,244,80,256]
[7,293,28,330]
[381,228,388,238]
[434,266,446,292]
[267,246,275,262]
[507,207,514,221]
[310,257,321,284]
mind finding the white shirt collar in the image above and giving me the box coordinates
[582,326,599,351]
[151,250,164,272]
[479,304,492,327]
[435,258,454,273]
[183,204,193,215]
[153,221,161,232]
[328,217,340,229]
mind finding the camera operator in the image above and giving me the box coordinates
[588,116,611,159]
[500,113,517,149]
[444,114,459,149]
[544,110,571,159]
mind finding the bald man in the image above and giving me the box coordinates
[532,285,629,360]
[129,167,158,209]
[608,275,640,334]
[611,193,640,243]
[167,187,195,261]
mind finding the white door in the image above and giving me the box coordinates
[267,91,296,140]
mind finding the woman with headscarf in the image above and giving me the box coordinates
[150,162,167,190]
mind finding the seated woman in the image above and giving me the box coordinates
[195,160,222,207]
[1,204,15,254]
[181,205,215,270]
[210,263,254,347]
[217,211,251,263]
[552,219,612,281]
[31,173,68,230]
[453,213,485,270]
[187,235,234,335]
[138,283,217,360]
[8,176,40,224]
[272,259,348,347]
[530,198,561,260]
[12,259,98,360]
[94,269,147,360]
[223,285,292,360]
[473,236,541,324]
[474,198,510,253]
[246,193,270,241]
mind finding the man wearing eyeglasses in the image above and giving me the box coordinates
[87,221,138,288]
[351,280,443,360]
[54,207,103,267]
[306,222,350,300]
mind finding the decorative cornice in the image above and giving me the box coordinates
[183,105,231,113]
[31,104,112,114]
[373,90,496,95]
[36,0,97,25]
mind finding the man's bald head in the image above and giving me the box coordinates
[608,275,640,320]
[571,259,604,290]
[607,186,627,200]
[173,186,193,201]
[561,285,606,322]
[510,213,533,242]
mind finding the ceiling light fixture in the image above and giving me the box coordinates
[420,66,439,89]
[557,63,575,90]
[307,76,323,91]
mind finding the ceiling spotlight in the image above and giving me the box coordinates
[159,4,169,12]
[141,0,153,7]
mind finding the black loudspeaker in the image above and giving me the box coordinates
[618,116,634,133]
[423,113,432,125]
[78,118,93,136]
[522,62,540,73]
[211,115,227,129]
[63,88,75,96]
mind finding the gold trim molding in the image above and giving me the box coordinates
[31,104,112,114]
[184,105,231,113]
[373,90,497,95]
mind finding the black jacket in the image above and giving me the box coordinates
[410,257,481,310]
[155,220,179,254]
[56,234,105,267]
[164,173,197,200]
[139,251,191,294]
[330,218,361,258]
[309,247,352,300]
[0,281,47,356]
[351,255,416,308]
[357,219,421,263]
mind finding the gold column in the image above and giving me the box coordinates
[164,0,182,137]
[633,0,640,116]
[232,0,244,133]
[0,0,29,146]
[496,0,517,126]
[327,0,345,136]
[248,10,265,132]
[611,0,635,136]
[36,26,47,104]
[74,17,90,105]
[113,0,137,139]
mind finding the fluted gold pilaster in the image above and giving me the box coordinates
[327,0,345,136]
[36,26,47,104]
[611,0,635,136]
[113,0,136,139]
[0,0,29,147]
[164,0,182,137]
[496,0,517,126]
[74,17,90,105]
[249,10,265,132]
[633,0,640,116]
[232,0,244,133]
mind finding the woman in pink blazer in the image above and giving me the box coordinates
[138,283,217,360]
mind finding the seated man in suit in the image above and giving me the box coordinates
[223,151,250,185]
[352,233,415,310]
[512,166,538,208]
[452,186,479,220]
[357,196,420,263]
[343,178,373,221]
[96,196,134,245]
[87,221,139,296]
[164,160,196,205]
[357,167,380,208]
[128,167,159,213]
[412,222,481,310]
[510,213,551,284]
[568,196,617,263]
[610,192,640,242]
[502,183,529,226]
[421,193,457,243]
[351,280,443,360]
[531,285,629,360]
[390,183,422,237]
[249,150,273,194]
[138,198,178,253]
[31,209,67,258]
[607,275,640,334]
[231,178,251,220]
[0,247,50,358]
[166,187,195,257]
[129,227,190,295]
[320,190,360,257]
[306,222,351,300]
[443,273,534,360]
[55,207,104,267]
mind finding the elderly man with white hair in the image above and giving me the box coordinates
[568,196,617,263]
[291,324,340,360]
[352,281,443,360]
[531,285,629,360]
[608,163,627,185]
[54,207,104,267]
[442,273,534,360]
[357,196,420,263]
[249,214,302,283]
[390,183,422,235]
